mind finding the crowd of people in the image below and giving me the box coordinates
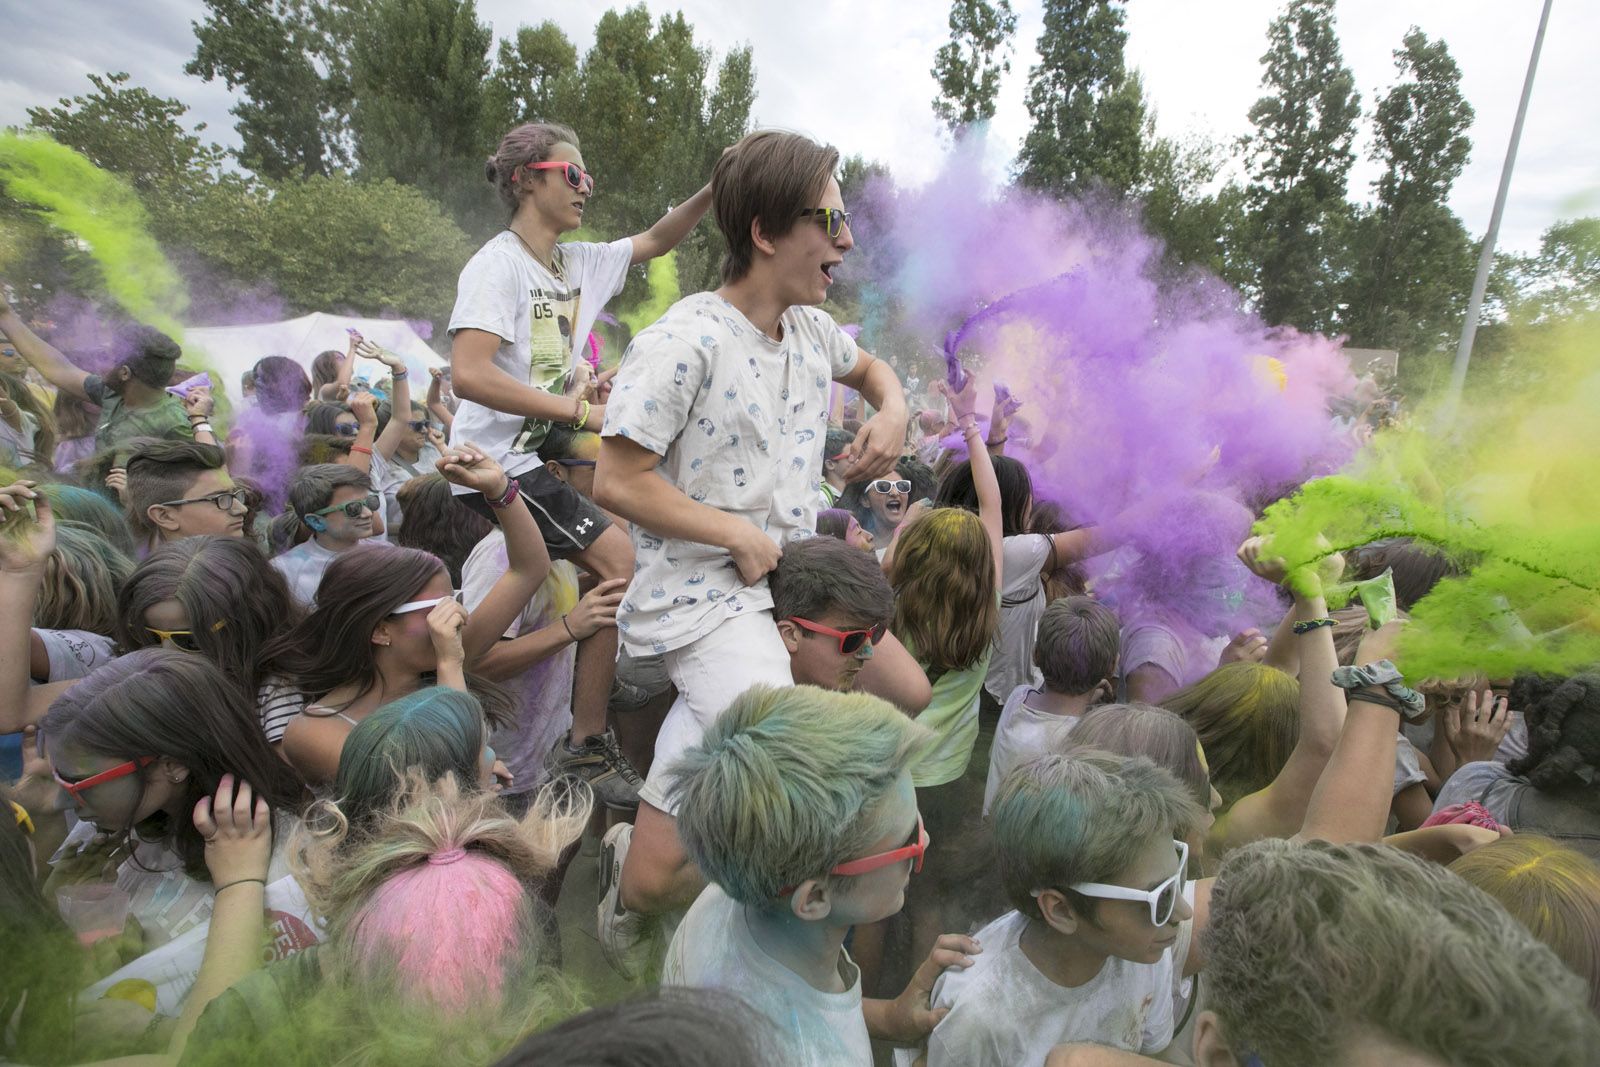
[2,121,1599,1067]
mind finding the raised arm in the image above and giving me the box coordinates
[318,330,360,401]
[343,392,378,475]
[356,341,412,460]
[595,433,781,586]
[939,378,1004,591]
[833,350,909,483]
[435,444,551,660]
[629,183,713,266]
[451,328,600,431]
[426,368,455,437]
[1296,621,1406,844]
[0,486,76,732]
[0,291,92,400]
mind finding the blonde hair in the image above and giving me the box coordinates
[889,508,999,676]
[1162,662,1299,807]
[37,523,134,634]
[287,773,590,1064]
[1451,836,1600,1015]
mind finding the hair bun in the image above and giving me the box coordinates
[484,157,499,184]
[428,846,468,866]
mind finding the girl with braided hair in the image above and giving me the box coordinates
[1433,671,1600,862]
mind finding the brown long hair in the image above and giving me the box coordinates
[115,535,302,697]
[262,547,512,725]
[888,507,998,677]
[40,650,307,875]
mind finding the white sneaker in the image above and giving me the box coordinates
[597,821,654,981]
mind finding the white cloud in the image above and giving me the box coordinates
[3,0,1595,253]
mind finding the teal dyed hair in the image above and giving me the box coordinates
[37,521,135,635]
[334,687,486,823]
[992,750,1203,922]
[38,483,138,558]
[668,684,933,906]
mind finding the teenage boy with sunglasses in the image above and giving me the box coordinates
[664,684,980,1066]
[123,438,249,547]
[272,464,384,607]
[917,751,1203,1066]
[592,130,908,973]
[450,121,712,801]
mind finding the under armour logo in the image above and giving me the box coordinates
[576,518,594,534]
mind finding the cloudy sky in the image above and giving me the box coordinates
[3,0,1595,253]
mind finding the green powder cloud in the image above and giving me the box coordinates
[0,133,188,338]
[1255,313,1600,681]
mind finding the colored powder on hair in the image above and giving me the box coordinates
[844,140,1356,645]
[0,134,188,338]
[619,250,680,337]
[1255,312,1600,680]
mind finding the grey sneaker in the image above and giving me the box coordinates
[547,727,643,810]
[597,821,654,981]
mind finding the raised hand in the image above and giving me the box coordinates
[1218,627,1269,667]
[355,338,405,370]
[1444,689,1514,766]
[434,441,509,497]
[349,391,378,427]
[0,485,53,571]
[426,598,468,669]
[183,386,214,419]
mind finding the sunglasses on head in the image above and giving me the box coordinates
[787,616,887,656]
[800,207,852,238]
[312,494,381,519]
[868,479,911,495]
[53,756,156,802]
[159,487,250,512]
[779,813,927,896]
[521,161,594,194]
[1066,839,1190,927]
[335,423,360,437]
[146,618,227,653]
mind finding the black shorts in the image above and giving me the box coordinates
[455,465,612,558]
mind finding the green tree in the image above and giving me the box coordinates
[186,0,359,180]
[1342,29,1475,355]
[347,0,496,233]
[536,5,755,298]
[23,73,226,200]
[1243,0,1362,332]
[1017,0,1146,197]
[1137,134,1252,288]
[162,175,474,325]
[484,22,579,131]
[931,0,1018,132]
[1497,217,1600,322]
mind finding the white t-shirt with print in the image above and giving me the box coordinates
[983,684,1083,814]
[924,909,1175,1067]
[447,232,633,482]
[271,538,383,609]
[663,884,871,1067]
[33,628,116,681]
[602,292,859,657]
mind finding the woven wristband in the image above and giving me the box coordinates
[1292,617,1335,635]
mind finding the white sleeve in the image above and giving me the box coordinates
[33,629,116,682]
[565,237,635,313]
[448,249,522,342]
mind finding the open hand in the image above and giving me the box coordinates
[0,485,53,570]
[1218,627,1269,667]
[355,338,405,370]
[878,933,982,1044]
[193,774,273,888]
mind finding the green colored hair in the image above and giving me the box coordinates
[37,522,135,635]
[334,687,487,824]
[991,750,1203,922]
[668,684,933,905]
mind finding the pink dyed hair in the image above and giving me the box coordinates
[347,850,525,1015]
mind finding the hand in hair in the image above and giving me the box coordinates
[864,932,982,1043]
[0,483,52,570]
[1445,689,1513,766]
[350,390,378,427]
[436,441,509,496]
[193,773,273,889]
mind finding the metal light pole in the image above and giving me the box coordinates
[1444,0,1554,415]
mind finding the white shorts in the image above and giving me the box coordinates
[638,610,793,814]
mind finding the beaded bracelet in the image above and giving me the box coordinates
[1292,617,1335,635]
[487,476,521,510]
[572,398,591,428]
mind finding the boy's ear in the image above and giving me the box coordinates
[788,878,833,923]
[1191,1011,1244,1067]
[1035,888,1082,936]
[775,619,802,655]
[750,215,779,258]
[145,503,183,534]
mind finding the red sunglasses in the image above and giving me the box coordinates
[779,814,928,896]
[788,616,888,656]
[53,756,156,801]
[519,161,594,194]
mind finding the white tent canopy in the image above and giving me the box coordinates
[182,313,446,403]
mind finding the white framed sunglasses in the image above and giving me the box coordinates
[390,593,461,616]
[1067,840,1189,926]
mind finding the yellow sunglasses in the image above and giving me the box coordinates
[11,800,33,835]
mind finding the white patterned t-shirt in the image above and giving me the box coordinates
[602,292,858,656]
